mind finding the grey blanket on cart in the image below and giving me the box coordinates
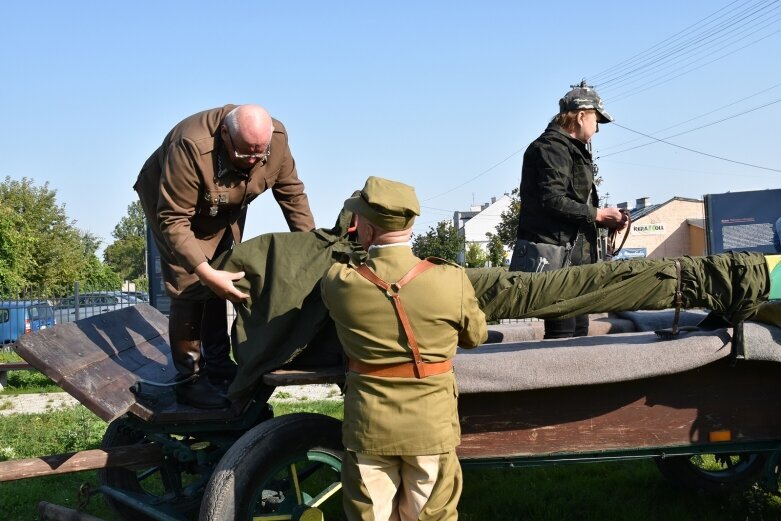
[455,322,781,394]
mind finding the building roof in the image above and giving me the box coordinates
[629,196,702,221]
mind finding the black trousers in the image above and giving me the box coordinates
[543,314,589,339]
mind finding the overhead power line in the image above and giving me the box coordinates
[600,97,781,157]
[421,148,523,202]
[596,0,779,89]
[590,0,748,82]
[586,0,781,103]
[604,122,781,173]
[604,19,781,103]
[600,82,781,151]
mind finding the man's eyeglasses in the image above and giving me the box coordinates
[227,130,271,163]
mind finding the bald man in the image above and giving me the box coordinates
[134,104,314,408]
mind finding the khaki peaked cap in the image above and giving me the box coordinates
[344,176,420,231]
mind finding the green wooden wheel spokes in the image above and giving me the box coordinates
[306,481,343,509]
[251,450,342,519]
[290,463,304,505]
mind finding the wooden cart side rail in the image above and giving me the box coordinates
[0,444,163,482]
[263,367,345,386]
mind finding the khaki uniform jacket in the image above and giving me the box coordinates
[321,246,488,455]
[134,105,314,295]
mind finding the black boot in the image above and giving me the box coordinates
[174,374,230,409]
[169,300,230,409]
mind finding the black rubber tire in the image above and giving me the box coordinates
[655,452,768,495]
[98,419,203,521]
[199,413,344,521]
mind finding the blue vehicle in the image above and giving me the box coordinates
[0,300,56,344]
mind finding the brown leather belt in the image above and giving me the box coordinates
[348,358,453,378]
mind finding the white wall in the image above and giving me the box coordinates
[459,194,513,245]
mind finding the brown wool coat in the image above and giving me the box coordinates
[134,105,314,296]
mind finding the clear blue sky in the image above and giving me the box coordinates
[2,1,779,250]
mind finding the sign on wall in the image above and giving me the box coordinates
[614,247,647,260]
[704,188,781,254]
[632,223,666,235]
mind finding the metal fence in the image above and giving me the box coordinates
[0,282,240,349]
[1,283,149,348]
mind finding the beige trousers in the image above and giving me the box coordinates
[342,450,461,521]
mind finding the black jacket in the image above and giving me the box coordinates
[516,124,599,252]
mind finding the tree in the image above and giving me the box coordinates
[494,187,521,248]
[112,201,146,240]
[411,221,464,263]
[104,235,146,281]
[0,205,35,294]
[0,176,104,294]
[485,233,507,267]
[464,243,487,268]
[104,201,146,282]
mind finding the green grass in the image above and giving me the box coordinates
[0,350,62,394]
[0,350,21,363]
[0,369,61,394]
[2,400,781,520]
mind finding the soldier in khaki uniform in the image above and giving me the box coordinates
[134,104,314,408]
[321,177,487,520]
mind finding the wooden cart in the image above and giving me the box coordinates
[3,304,781,520]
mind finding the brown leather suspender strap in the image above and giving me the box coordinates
[352,259,451,379]
[606,209,632,260]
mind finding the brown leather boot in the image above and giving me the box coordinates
[169,300,229,409]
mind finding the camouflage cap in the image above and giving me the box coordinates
[344,176,420,231]
[559,80,613,123]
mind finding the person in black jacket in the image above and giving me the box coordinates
[510,81,627,339]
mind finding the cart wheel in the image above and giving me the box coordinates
[655,452,768,494]
[98,419,203,521]
[200,412,344,521]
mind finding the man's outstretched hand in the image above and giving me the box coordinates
[194,262,250,302]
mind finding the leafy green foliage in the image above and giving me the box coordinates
[103,201,146,281]
[412,221,464,263]
[104,235,145,281]
[485,233,508,267]
[493,187,521,249]
[111,201,146,240]
[465,243,487,268]
[0,177,121,296]
[0,205,35,292]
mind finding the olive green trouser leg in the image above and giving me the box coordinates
[469,251,770,324]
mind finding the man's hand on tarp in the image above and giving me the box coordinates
[194,261,250,302]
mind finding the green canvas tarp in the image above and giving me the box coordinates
[217,214,770,401]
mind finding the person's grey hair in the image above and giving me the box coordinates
[224,107,241,135]
[224,106,274,136]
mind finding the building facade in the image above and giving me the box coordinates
[613,197,705,259]
[454,194,513,265]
